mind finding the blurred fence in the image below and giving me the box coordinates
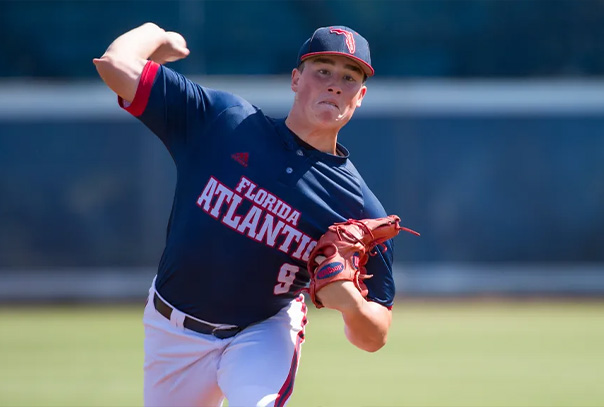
[1,77,603,299]
[2,0,604,78]
[1,264,604,302]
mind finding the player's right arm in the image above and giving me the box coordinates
[93,22,189,103]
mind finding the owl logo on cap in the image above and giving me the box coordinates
[329,28,356,54]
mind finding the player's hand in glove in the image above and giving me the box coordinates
[307,215,419,309]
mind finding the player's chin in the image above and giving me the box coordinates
[314,111,350,127]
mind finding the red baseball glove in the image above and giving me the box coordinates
[307,215,420,308]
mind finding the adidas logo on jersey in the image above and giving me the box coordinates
[231,152,249,167]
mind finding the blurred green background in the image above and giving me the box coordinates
[1,302,603,407]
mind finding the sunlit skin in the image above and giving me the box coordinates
[285,55,368,154]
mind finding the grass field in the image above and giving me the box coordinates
[1,300,603,407]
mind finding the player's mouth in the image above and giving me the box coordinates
[319,100,340,111]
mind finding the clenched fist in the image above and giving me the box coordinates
[150,31,190,64]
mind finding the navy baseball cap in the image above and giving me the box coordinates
[297,26,374,77]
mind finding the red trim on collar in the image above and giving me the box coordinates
[118,60,160,117]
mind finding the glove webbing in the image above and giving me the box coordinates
[333,219,420,255]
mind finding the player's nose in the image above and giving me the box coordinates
[327,86,342,95]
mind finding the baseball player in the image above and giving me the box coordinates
[94,23,407,407]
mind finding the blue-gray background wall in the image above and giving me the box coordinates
[1,0,603,299]
[2,112,604,267]
[2,0,604,78]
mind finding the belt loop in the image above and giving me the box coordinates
[150,275,157,295]
[170,307,186,330]
[148,276,157,304]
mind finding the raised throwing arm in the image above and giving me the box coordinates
[93,22,189,102]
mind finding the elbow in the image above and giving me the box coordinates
[92,54,116,79]
[92,55,126,94]
[92,54,139,102]
[346,327,388,352]
[343,301,392,352]
[360,335,387,353]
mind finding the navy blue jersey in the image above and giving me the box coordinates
[120,61,395,327]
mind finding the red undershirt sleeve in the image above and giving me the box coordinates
[117,60,160,117]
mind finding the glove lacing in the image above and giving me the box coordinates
[334,218,420,256]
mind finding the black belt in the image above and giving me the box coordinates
[153,293,241,339]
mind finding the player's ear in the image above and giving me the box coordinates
[355,85,367,107]
[291,68,301,92]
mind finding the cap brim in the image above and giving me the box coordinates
[300,52,375,77]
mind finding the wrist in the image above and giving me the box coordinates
[316,281,365,313]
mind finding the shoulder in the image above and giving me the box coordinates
[158,64,257,114]
[343,159,387,219]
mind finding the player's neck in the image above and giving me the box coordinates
[285,116,338,155]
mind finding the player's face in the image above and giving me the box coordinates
[290,55,367,129]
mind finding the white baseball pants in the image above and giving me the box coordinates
[142,281,307,407]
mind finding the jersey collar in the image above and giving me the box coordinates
[275,118,350,165]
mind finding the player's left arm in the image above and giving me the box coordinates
[314,180,400,352]
[317,282,391,352]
